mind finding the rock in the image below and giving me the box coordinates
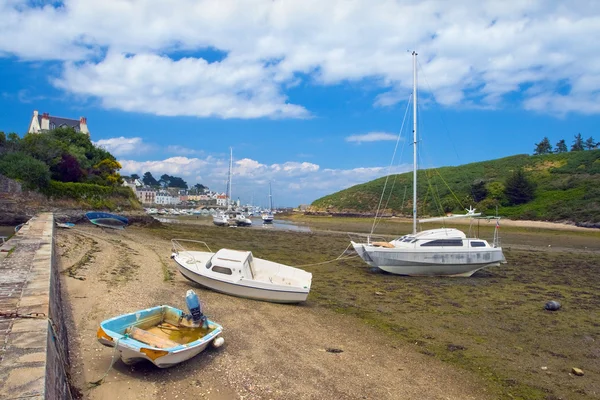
[572,367,584,376]
[326,348,343,354]
[544,300,561,311]
[375,291,384,296]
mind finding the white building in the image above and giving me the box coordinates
[136,188,156,205]
[28,110,90,135]
[216,193,228,207]
[155,192,181,205]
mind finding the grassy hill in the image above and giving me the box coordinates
[311,150,600,225]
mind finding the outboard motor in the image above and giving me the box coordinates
[185,289,208,328]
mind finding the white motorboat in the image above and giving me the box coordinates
[232,212,252,226]
[351,52,506,277]
[171,239,312,303]
[212,211,230,226]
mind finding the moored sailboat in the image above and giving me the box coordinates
[351,52,506,277]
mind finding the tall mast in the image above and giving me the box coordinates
[412,51,418,235]
[269,182,273,210]
[228,147,233,208]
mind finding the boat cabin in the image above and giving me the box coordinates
[206,249,256,280]
[390,228,492,248]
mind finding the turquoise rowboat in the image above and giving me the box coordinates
[86,212,129,229]
[97,305,224,368]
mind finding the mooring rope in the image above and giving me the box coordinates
[292,242,358,267]
[89,336,124,387]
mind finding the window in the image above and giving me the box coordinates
[212,265,232,275]
[420,239,464,247]
[470,241,486,247]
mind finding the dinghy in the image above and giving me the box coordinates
[97,291,224,368]
[86,212,128,229]
[171,239,312,303]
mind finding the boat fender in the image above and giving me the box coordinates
[171,253,177,259]
[185,289,208,327]
[213,337,225,348]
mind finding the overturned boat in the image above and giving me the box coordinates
[86,212,128,229]
[97,291,224,368]
[171,239,312,303]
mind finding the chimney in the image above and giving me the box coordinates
[41,112,50,130]
[79,116,89,135]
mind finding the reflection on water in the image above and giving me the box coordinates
[152,216,310,232]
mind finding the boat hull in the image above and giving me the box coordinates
[86,212,128,229]
[175,257,309,303]
[352,241,505,277]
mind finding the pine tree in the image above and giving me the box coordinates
[533,137,553,155]
[555,139,568,153]
[571,133,585,151]
[504,168,535,205]
[585,136,597,150]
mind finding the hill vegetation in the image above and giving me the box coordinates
[311,149,600,225]
[0,128,138,210]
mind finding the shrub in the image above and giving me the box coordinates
[0,152,50,189]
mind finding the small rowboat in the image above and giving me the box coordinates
[86,212,128,229]
[97,305,224,368]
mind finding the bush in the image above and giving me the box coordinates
[0,152,50,189]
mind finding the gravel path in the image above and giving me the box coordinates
[57,225,492,400]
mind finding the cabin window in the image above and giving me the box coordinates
[470,241,486,247]
[212,265,233,275]
[420,239,464,247]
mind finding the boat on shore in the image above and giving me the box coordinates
[351,52,505,277]
[171,239,312,303]
[97,303,224,368]
[86,212,128,229]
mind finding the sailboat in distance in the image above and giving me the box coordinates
[351,52,506,277]
[261,182,274,224]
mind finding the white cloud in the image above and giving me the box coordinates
[94,136,152,156]
[346,132,398,143]
[166,145,205,156]
[118,151,409,205]
[1,1,599,116]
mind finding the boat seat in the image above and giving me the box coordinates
[372,241,395,248]
[126,326,179,349]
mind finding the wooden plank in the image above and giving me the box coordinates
[126,326,179,349]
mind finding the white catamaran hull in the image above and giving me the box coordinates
[351,241,505,277]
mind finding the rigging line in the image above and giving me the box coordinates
[416,57,462,166]
[370,92,412,235]
[432,169,466,210]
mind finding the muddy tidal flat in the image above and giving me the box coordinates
[56,216,600,399]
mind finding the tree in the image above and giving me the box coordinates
[130,173,140,180]
[169,176,188,189]
[504,168,536,205]
[194,183,207,193]
[52,153,83,183]
[142,171,159,186]
[585,136,597,150]
[159,174,171,188]
[91,158,122,186]
[571,133,585,151]
[555,139,568,153]
[533,137,552,155]
[471,179,488,202]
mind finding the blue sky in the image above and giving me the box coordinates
[1,1,599,207]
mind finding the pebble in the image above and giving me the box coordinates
[572,367,584,376]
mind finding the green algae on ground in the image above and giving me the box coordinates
[146,217,600,400]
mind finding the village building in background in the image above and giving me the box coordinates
[28,110,90,135]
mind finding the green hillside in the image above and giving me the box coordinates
[311,150,600,225]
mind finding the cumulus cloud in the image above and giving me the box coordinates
[94,137,152,156]
[1,1,599,116]
[346,132,398,143]
[118,150,409,205]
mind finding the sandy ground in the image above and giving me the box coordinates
[56,225,494,400]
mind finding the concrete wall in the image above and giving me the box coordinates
[0,213,73,399]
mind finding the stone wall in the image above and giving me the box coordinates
[0,173,22,194]
[0,213,73,399]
